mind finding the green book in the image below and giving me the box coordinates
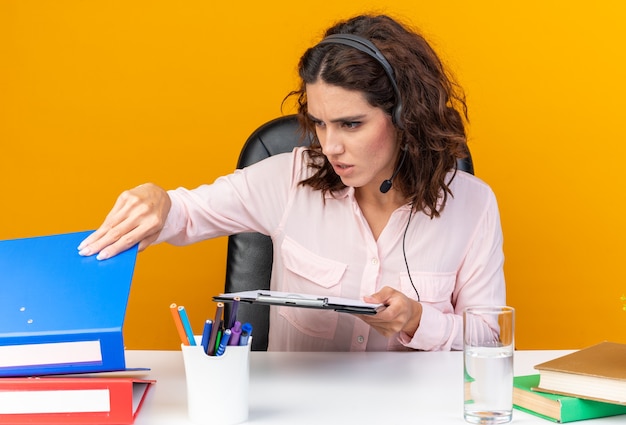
[514,374,626,423]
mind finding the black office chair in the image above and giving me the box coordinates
[223,114,474,351]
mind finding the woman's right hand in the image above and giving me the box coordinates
[77,183,172,260]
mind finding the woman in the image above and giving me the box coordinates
[78,14,505,351]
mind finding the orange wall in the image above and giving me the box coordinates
[2,1,625,350]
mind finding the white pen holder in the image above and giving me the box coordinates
[181,336,252,425]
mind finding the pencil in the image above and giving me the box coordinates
[177,305,197,346]
[227,296,240,329]
[169,303,190,346]
[207,302,224,356]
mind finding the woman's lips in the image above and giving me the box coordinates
[331,162,354,177]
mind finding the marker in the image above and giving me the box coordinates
[228,321,242,346]
[227,296,240,329]
[216,329,232,356]
[177,306,196,346]
[207,302,224,356]
[239,322,253,346]
[200,319,213,354]
[169,303,189,346]
[214,322,223,354]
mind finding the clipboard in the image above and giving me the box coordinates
[213,290,385,315]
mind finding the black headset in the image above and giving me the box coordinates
[317,34,404,130]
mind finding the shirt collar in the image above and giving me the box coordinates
[324,186,352,200]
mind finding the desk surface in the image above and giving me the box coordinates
[127,349,623,424]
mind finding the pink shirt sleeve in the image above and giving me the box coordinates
[155,151,299,245]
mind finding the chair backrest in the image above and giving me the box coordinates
[224,115,306,351]
[224,114,474,351]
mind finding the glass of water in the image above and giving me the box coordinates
[463,306,515,424]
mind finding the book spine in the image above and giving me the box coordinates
[0,379,138,424]
[0,329,125,377]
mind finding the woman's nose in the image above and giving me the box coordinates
[319,128,344,156]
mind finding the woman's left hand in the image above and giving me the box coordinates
[359,286,422,338]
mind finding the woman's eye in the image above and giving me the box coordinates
[312,120,325,128]
[343,121,361,129]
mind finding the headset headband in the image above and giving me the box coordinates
[317,34,404,129]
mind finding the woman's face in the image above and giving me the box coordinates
[306,81,398,192]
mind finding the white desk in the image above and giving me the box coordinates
[128,349,623,424]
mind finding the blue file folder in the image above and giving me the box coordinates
[0,230,138,377]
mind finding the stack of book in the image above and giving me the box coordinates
[0,231,154,425]
[514,341,626,422]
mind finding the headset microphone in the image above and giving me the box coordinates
[379,146,408,194]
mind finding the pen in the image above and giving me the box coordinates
[177,305,197,346]
[200,319,213,354]
[207,302,223,356]
[216,329,232,356]
[214,322,223,354]
[227,296,240,329]
[169,303,190,346]
[239,322,253,346]
[229,320,242,346]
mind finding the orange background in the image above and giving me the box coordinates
[2,1,625,350]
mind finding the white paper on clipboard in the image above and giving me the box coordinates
[213,290,385,315]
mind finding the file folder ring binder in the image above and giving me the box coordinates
[0,230,138,377]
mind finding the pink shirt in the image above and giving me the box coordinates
[156,147,505,351]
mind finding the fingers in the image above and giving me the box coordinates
[78,217,141,259]
[77,196,129,250]
[78,191,141,255]
[359,315,397,337]
[364,286,395,304]
[77,183,170,260]
[359,286,422,337]
[95,222,160,260]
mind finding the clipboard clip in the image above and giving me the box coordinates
[257,293,329,308]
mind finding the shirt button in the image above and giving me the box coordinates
[371,258,378,265]
[357,335,365,343]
